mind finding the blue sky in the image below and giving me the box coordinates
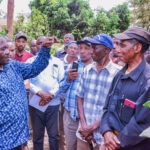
[0,0,127,18]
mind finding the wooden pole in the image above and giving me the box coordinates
[7,0,14,39]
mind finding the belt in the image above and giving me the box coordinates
[113,129,120,135]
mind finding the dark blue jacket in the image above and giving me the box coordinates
[100,59,150,150]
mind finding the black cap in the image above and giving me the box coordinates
[15,31,27,40]
[77,37,91,46]
[114,27,150,45]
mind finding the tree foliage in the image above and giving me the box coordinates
[13,8,49,41]
[13,0,131,40]
[129,0,150,31]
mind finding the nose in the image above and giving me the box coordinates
[5,48,9,55]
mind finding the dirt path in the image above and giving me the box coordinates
[28,132,49,150]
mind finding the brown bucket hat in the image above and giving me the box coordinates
[114,27,150,45]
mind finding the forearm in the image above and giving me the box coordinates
[22,47,50,80]
[77,96,86,127]
[91,119,101,131]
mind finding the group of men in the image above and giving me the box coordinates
[0,26,150,150]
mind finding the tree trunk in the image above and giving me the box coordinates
[7,0,14,39]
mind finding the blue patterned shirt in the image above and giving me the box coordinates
[59,60,85,121]
[0,47,50,150]
[76,61,121,144]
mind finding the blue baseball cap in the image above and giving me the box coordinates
[85,33,113,51]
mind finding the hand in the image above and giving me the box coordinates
[37,91,54,106]
[42,37,55,49]
[85,134,95,144]
[104,131,120,150]
[99,145,106,150]
[67,69,79,81]
[78,124,94,139]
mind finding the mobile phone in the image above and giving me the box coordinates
[72,62,78,72]
[124,99,136,108]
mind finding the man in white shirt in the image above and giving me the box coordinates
[28,37,64,150]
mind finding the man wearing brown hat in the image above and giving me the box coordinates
[100,27,150,150]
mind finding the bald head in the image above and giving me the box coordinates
[36,36,46,51]
[30,39,37,55]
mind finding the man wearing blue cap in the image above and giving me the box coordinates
[76,33,120,150]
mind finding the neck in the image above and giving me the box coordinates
[82,58,93,66]
[16,49,24,56]
[127,55,143,72]
[96,55,110,72]
[67,55,78,64]
[0,65,4,71]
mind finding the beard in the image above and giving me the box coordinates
[17,46,24,52]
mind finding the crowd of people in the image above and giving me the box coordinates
[0,26,150,150]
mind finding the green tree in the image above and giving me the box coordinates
[109,3,131,32]
[89,3,131,37]
[13,8,50,41]
[129,0,150,31]
[29,0,94,39]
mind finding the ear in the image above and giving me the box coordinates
[105,47,110,55]
[134,43,142,54]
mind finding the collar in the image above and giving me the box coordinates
[120,59,146,81]
[15,50,26,57]
[87,60,114,73]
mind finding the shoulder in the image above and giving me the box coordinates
[24,50,34,57]
[51,56,63,65]
[107,61,122,76]
[26,56,36,63]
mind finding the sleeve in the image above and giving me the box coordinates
[57,69,71,95]
[76,71,85,98]
[117,86,150,148]
[14,46,50,80]
[30,82,42,94]
[50,60,65,96]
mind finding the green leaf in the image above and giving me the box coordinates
[143,101,150,107]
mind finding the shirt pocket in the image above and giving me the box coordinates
[119,102,135,124]
[52,64,59,79]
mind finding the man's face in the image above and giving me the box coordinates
[36,38,45,51]
[8,43,15,60]
[116,40,138,63]
[64,35,73,45]
[92,44,107,62]
[67,43,79,58]
[0,39,10,65]
[30,40,37,54]
[113,39,119,57]
[79,43,92,62]
[15,38,27,52]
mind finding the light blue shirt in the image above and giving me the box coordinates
[28,56,65,106]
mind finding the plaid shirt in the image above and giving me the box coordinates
[59,60,86,121]
[76,61,121,144]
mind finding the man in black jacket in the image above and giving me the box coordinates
[100,27,150,150]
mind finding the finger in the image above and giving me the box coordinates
[113,136,120,145]
[70,69,77,72]
[105,141,116,150]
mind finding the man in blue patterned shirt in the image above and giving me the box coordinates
[0,36,53,150]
